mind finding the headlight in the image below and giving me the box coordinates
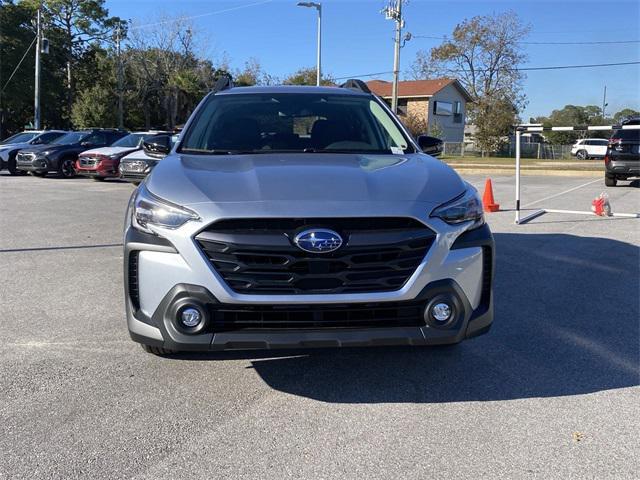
[132,183,199,234]
[431,187,484,228]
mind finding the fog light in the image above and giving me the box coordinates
[431,302,452,323]
[180,307,202,328]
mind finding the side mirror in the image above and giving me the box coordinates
[417,135,443,157]
[143,135,171,158]
[80,141,93,147]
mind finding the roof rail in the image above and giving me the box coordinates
[339,79,371,94]
[211,75,233,93]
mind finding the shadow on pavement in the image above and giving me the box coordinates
[181,232,640,403]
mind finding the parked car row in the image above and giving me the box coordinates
[0,128,178,184]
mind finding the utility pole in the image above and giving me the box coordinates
[383,0,404,113]
[601,85,607,121]
[34,5,42,129]
[116,25,124,128]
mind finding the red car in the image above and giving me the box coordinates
[75,131,168,181]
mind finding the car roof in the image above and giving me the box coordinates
[216,85,369,96]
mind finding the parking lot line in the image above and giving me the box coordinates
[522,178,602,207]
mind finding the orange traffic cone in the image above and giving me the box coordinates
[482,178,500,212]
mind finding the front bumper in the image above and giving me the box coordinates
[120,172,148,183]
[76,159,119,178]
[124,216,494,351]
[16,157,48,172]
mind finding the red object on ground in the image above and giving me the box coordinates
[592,196,605,216]
[482,178,500,212]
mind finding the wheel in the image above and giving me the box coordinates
[605,175,617,187]
[7,154,20,175]
[92,176,106,181]
[58,157,76,178]
[576,150,588,160]
[140,344,176,356]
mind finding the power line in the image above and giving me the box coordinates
[129,0,273,30]
[1,36,37,93]
[334,61,640,81]
[411,34,640,45]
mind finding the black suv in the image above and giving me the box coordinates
[16,129,128,178]
[605,117,640,187]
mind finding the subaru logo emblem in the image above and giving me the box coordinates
[293,229,343,253]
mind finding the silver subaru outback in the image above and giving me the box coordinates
[124,80,494,355]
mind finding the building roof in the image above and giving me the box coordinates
[366,79,473,102]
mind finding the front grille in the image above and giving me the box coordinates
[79,157,98,167]
[196,217,435,295]
[209,301,426,330]
[16,152,36,164]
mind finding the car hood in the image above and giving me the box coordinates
[81,146,139,157]
[146,153,466,206]
[121,149,156,161]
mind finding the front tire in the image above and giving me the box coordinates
[7,154,20,175]
[576,150,588,160]
[605,175,617,187]
[140,344,176,356]
[58,158,76,178]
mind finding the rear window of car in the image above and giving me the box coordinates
[612,129,640,141]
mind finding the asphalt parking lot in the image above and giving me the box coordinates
[1,172,638,479]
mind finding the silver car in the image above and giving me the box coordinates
[124,80,494,355]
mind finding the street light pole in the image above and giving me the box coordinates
[34,6,42,129]
[297,2,322,86]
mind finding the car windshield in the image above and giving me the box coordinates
[1,132,39,144]
[52,131,89,145]
[179,93,412,155]
[111,133,150,148]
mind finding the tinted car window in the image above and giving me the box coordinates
[33,132,65,144]
[612,129,640,141]
[52,132,89,145]
[111,133,151,148]
[83,132,108,145]
[180,93,411,154]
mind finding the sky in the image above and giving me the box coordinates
[106,0,640,120]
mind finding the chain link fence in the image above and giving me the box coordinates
[442,142,575,159]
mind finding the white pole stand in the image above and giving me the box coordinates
[516,209,547,224]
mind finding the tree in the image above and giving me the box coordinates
[410,12,530,151]
[613,108,640,123]
[0,0,68,136]
[71,84,116,127]
[534,105,613,144]
[125,17,223,129]
[234,57,278,86]
[24,0,123,118]
[283,67,334,86]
